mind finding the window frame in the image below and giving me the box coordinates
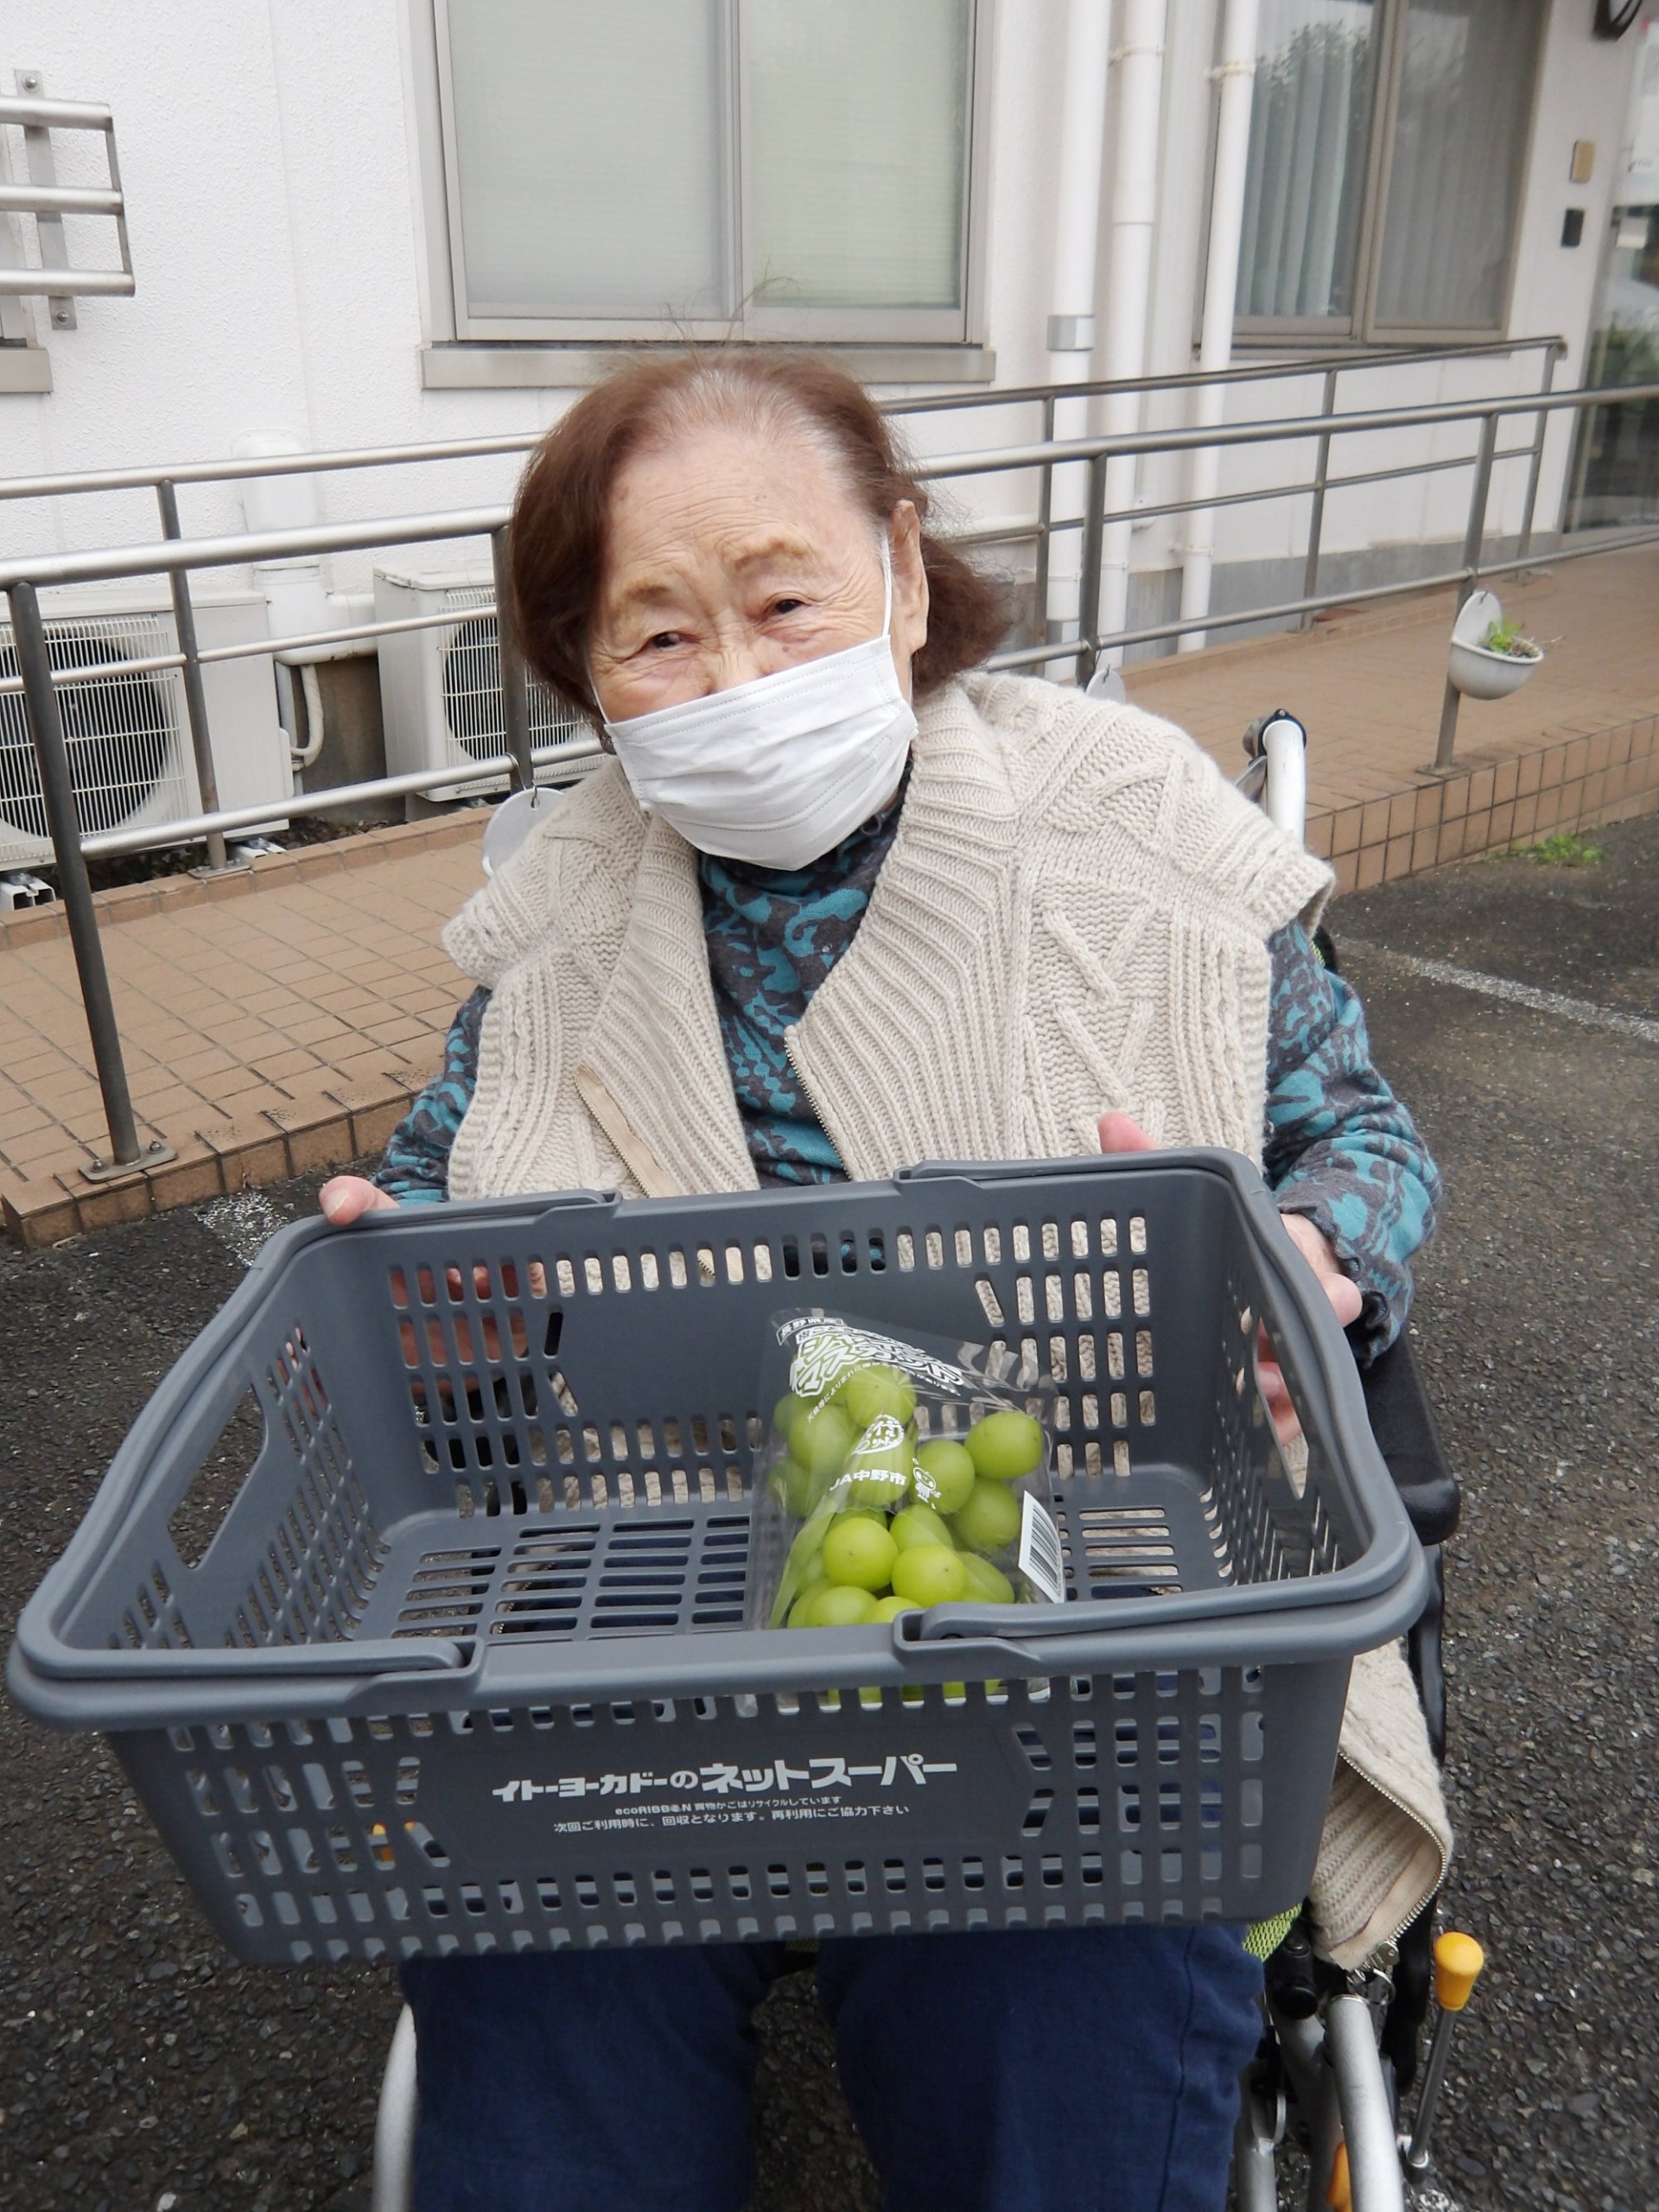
[1230,0,1548,350]
[427,0,991,347]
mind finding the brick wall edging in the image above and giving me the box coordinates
[1,1082,417,1249]
[1310,710,1659,893]
[0,811,486,951]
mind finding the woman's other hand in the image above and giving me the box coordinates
[1096,1110,1156,1157]
[317,1177,546,1376]
[1097,1111,1362,1441]
[319,1174,398,1226]
[1257,1217,1363,1442]
[1277,1213,1363,1331]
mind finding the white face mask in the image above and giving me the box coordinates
[599,540,917,869]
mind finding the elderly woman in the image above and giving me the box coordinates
[321,352,1447,2212]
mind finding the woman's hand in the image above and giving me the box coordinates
[1097,1112,1362,1441]
[1096,1110,1157,1158]
[1260,1214,1363,1442]
[318,1176,547,1376]
[1276,1212,1363,1330]
[318,1174,399,1226]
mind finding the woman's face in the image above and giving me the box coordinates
[588,418,930,722]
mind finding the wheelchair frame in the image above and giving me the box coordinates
[1228,709,1475,2212]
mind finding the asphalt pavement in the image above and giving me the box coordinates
[1,815,1655,2212]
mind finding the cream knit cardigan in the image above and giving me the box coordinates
[444,671,1450,1965]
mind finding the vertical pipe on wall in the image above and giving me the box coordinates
[490,525,535,795]
[1177,0,1259,653]
[1046,0,1115,646]
[1096,0,1166,665]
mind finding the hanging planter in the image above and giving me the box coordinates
[1447,587,1545,701]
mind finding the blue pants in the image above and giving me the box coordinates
[399,1926,1262,2212]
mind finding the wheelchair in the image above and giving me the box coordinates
[366,703,1484,2212]
[1225,706,1480,2212]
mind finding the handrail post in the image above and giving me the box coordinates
[6,578,152,1174]
[1432,410,1499,774]
[156,480,230,873]
[490,524,534,794]
[1300,365,1340,629]
[1033,391,1055,653]
[1517,341,1561,561]
[1076,450,1109,687]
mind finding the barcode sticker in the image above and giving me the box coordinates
[1018,1491,1066,1605]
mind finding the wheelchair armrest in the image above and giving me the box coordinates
[1359,1331,1459,1545]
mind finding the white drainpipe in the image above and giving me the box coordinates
[1096,0,1166,667]
[1177,0,1259,652]
[1046,0,1115,639]
[233,431,377,771]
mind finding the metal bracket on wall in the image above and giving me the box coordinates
[1,70,134,329]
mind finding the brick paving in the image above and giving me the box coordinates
[0,816,485,1247]
[2,544,1656,1248]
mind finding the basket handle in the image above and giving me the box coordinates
[897,1152,1111,1185]
[14,1631,476,1688]
[526,1186,629,1222]
[14,1221,341,1648]
[31,1196,622,1656]
[455,1565,1427,1705]
[895,1147,1251,1185]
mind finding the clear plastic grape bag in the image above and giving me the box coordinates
[748,1312,1067,1631]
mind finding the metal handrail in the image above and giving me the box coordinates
[0,334,1563,505]
[0,438,541,506]
[0,460,1558,705]
[79,737,607,861]
[0,505,511,592]
[0,600,498,700]
[982,518,1659,670]
[0,386,1611,597]
[5,367,1656,1189]
[880,334,1561,415]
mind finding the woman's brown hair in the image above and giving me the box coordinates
[505,349,1007,717]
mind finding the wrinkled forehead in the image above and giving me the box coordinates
[602,414,881,582]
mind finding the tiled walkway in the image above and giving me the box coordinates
[0,817,485,1246]
[3,543,1656,1247]
[1125,543,1659,888]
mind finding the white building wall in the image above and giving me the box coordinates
[1128,0,1641,596]
[0,3,559,581]
[0,0,1646,619]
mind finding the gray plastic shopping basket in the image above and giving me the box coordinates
[9,1153,1425,1966]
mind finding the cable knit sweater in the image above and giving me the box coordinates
[442,672,1449,1964]
[445,673,1335,1193]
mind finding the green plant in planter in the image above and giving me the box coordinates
[1480,617,1541,659]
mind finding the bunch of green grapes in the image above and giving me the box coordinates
[766,1362,1045,1630]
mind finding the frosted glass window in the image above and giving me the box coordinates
[438,0,977,334]
[444,0,727,319]
[1374,0,1544,330]
[747,0,970,310]
[1236,1,1379,321]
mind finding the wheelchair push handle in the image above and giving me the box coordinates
[1236,708,1308,847]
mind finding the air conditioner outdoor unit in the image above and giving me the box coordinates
[373,566,594,800]
[0,586,291,872]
